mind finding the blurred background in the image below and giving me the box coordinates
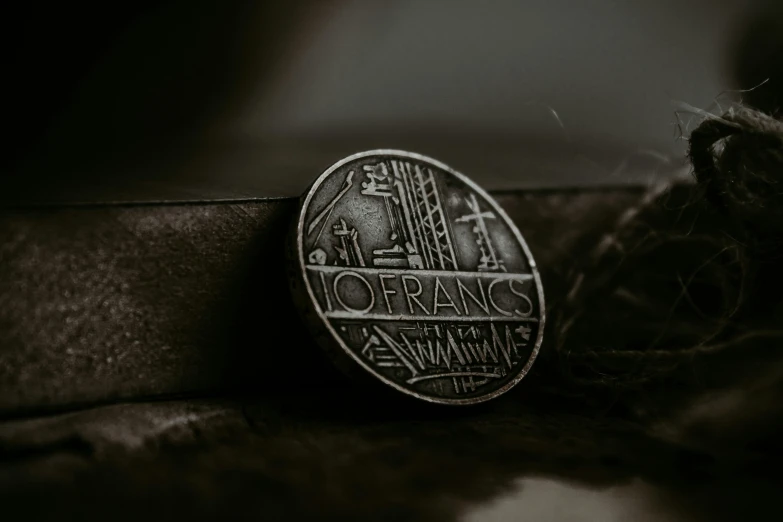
[5,0,782,203]
[3,5,783,519]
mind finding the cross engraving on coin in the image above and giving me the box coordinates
[289,150,545,404]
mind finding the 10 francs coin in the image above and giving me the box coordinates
[288,150,544,405]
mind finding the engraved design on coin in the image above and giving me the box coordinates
[290,150,545,404]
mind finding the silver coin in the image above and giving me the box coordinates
[288,150,545,404]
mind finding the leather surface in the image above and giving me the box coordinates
[0,189,644,416]
[3,395,772,522]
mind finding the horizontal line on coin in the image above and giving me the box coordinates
[325,312,538,322]
[407,372,502,384]
[306,265,534,280]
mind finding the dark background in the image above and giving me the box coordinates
[4,0,782,203]
[3,3,783,520]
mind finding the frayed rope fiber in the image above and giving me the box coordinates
[543,106,783,439]
[689,106,783,234]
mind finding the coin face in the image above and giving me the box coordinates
[289,150,544,404]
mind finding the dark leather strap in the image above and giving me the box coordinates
[0,188,645,416]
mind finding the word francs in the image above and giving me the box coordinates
[307,266,535,320]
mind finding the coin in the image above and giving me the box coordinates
[288,150,545,404]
